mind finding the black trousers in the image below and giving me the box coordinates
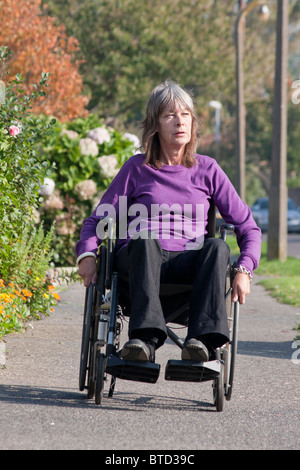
[115,236,230,350]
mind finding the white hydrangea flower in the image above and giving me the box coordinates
[55,213,77,235]
[39,177,55,196]
[98,154,119,178]
[88,126,111,145]
[123,132,140,150]
[43,191,64,210]
[79,137,99,157]
[61,129,79,140]
[74,179,97,201]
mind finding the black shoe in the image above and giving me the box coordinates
[121,339,155,363]
[181,339,209,362]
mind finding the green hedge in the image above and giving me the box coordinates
[0,47,61,338]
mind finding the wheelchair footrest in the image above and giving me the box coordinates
[106,355,161,384]
[165,359,220,382]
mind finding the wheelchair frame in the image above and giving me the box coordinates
[79,218,240,412]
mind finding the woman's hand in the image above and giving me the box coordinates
[232,272,251,304]
[78,256,97,288]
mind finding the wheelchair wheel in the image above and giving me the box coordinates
[213,350,225,412]
[226,301,239,401]
[86,313,99,399]
[79,284,94,392]
[95,352,107,405]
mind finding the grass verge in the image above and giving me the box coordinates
[226,235,300,308]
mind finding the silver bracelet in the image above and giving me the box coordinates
[234,265,253,282]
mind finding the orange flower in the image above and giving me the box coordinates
[0,293,11,303]
[22,289,33,298]
[52,293,60,300]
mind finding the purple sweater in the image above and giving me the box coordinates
[76,154,261,274]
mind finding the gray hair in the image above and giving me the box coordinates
[141,80,199,168]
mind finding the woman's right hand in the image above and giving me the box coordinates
[78,256,97,288]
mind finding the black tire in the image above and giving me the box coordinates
[87,354,95,399]
[213,350,225,412]
[79,284,94,391]
[95,352,107,405]
[86,315,98,399]
[86,245,107,398]
[226,301,239,401]
[215,363,225,412]
[223,265,232,397]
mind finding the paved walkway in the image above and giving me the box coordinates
[0,276,299,450]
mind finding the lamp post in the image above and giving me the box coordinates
[267,0,289,261]
[235,0,270,200]
[209,100,222,162]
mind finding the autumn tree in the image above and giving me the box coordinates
[0,0,88,121]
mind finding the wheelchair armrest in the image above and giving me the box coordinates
[219,224,235,241]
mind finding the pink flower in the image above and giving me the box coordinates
[9,125,20,136]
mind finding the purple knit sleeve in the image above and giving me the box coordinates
[210,161,261,274]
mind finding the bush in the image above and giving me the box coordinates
[0,225,61,338]
[35,114,140,266]
[0,48,54,264]
[0,47,61,336]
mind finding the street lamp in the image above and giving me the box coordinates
[235,1,270,200]
[209,100,222,161]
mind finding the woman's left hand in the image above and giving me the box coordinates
[232,272,251,304]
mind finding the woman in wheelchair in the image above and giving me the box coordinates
[76,80,261,366]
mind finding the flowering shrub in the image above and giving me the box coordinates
[87,126,111,144]
[36,113,140,194]
[0,48,54,265]
[0,222,64,338]
[79,137,99,157]
[35,113,140,266]
[0,47,60,336]
[0,277,59,338]
[9,125,20,136]
[74,180,97,200]
[98,154,119,179]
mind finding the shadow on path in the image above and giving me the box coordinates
[0,384,216,413]
[238,340,294,360]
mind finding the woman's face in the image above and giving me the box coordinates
[156,102,192,151]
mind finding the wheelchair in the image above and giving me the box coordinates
[78,207,240,412]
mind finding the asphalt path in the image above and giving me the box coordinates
[1,277,299,451]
